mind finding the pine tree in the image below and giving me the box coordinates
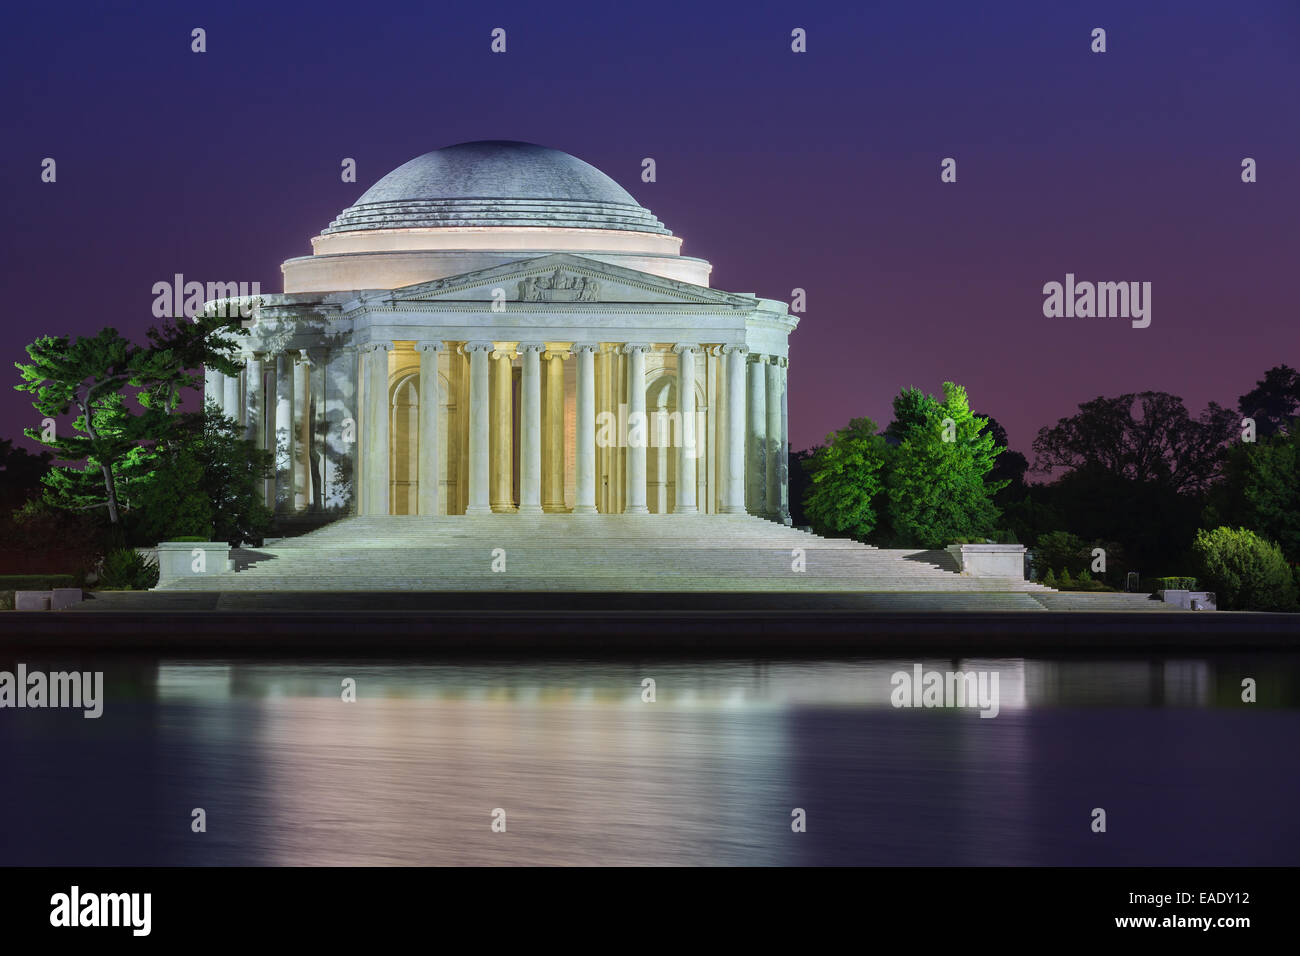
[884,382,1007,548]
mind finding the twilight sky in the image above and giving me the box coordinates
[2,0,1297,457]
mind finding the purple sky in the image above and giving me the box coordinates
[3,0,1297,457]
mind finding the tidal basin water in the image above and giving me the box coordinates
[2,653,1298,866]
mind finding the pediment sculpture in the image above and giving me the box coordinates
[518,268,600,302]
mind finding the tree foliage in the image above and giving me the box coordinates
[1206,426,1300,563]
[801,418,888,540]
[1193,526,1297,611]
[14,315,242,530]
[884,383,1005,548]
[1238,364,1300,440]
[1032,391,1236,496]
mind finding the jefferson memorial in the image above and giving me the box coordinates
[182,141,1041,596]
[205,141,795,523]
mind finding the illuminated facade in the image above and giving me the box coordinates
[204,142,796,522]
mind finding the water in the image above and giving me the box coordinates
[2,653,1297,865]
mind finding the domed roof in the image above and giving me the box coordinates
[323,141,670,237]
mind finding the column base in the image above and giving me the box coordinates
[721,505,747,515]
[465,504,492,516]
[673,507,699,515]
[491,504,518,514]
[623,505,650,515]
[572,504,597,515]
[517,505,543,515]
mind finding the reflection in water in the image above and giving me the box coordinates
[2,655,1298,865]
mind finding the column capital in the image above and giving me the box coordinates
[621,343,653,354]
[518,342,547,354]
[672,343,701,355]
[571,343,600,354]
[460,340,494,354]
[721,344,749,356]
[747,351,768,364]
[359,342,392,354]
[770,355,789,368]
[415,341,444,353]
[490,346,517,361]
[295,348,312,366]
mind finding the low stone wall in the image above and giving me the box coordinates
[155,542,232,587]
[1159,589,1218,611]
[946,544,1027,579]
[13,588,83,611]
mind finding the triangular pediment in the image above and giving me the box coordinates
[384,254,751,307]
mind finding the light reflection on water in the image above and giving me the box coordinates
[2,655,1298,866]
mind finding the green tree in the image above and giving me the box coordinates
[1238,364,1300,440]
[192,402,272,546]
[1032,391,1235,495]
[884,382,1006,548]
[1206,426,1300,563]
[16,329,147,525]
[0,437,51,515]
[801,417,888,540]
[1193,526,1297,611]
[14,316,242,529]
[127,403,273,546]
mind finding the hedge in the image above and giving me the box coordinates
[1149,576,1198,592]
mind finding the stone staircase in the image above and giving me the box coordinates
[1029,591,1185,612]
[156,514,1061,597]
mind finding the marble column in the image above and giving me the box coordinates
[722,345,748,514]
[765,357,784,521]
[292,351,310,511]
[463,342,492,515]
[673,344,699,514]
[779,358,790,524]
[623,344,651,514]
[243,354,263,445]
[264,356,279,508]
[542,349,569,513]
[518,343,545,514]
[223,368,241,425]
[746,353,767,516]
[490,346,516,513]
[361,342,390,517]
[416,342,443,516]
[573,344,598,514]
[274,352,293,512]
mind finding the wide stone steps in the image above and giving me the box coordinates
[1030,592,1185,612]
[157,514,1059,595]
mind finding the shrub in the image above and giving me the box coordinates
[1192,526,1298,611]
[170,535,208,542]
[0,574,77,590]
[1058,568,1073,587]
[1077,568,1092,583]
[1043,568,1057,587]
[98,548,159,590]
[1034,531,1088,576]
[1149,576,1198,592]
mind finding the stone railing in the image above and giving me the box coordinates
[155,542,232,587]
[945,543,1028,579]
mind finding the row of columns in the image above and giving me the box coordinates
[208,339,789,522]
[206,350,314,512]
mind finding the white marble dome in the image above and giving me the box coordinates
[324,141,671,236]
[286,141,705,293]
